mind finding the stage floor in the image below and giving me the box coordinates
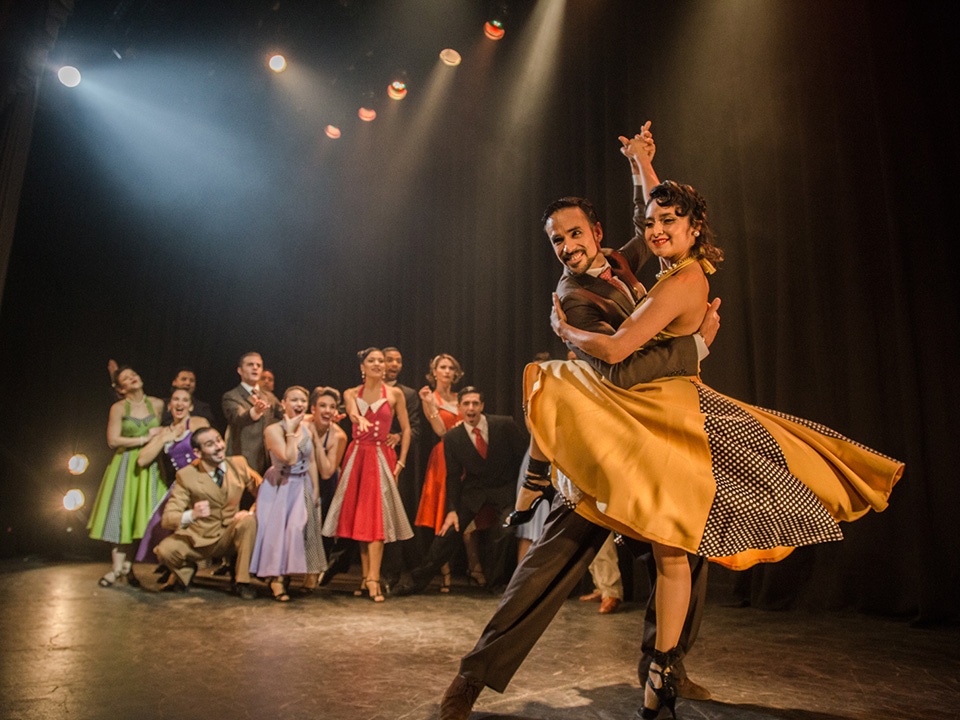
[1,560,957,720]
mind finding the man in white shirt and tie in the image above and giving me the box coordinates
[222,351,281,476]
[396,387,526,595]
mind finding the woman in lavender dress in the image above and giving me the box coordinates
[134,389,210,567]
[250,386,325,601]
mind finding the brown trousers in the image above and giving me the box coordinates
[155,514,257,585]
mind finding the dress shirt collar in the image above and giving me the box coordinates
[464,414,489,446]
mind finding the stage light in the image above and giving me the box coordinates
[358,107,377,122]
[484,20,505,41]
[325,125,341,139]
[439,49,462,67]
[67,454,89,475]
[388,81,407,100]
[268,54,287,73]
[57,66,81,87]
[63,489,85,511]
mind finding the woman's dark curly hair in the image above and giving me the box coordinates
[646,181,724,267]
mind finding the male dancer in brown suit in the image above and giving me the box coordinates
[439,129,719,719]
[222,351,280,474]
[155,427,262,598]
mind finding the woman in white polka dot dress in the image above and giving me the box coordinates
[523,178,903,720]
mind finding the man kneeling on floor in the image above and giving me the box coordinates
[155,427,262,599]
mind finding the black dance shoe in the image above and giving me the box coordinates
[503,472,555,527]
[638,647,682,720]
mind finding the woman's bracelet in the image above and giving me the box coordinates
[427,413,439,420]
[396,461,405,469]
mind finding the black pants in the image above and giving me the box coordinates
[459,502,706,693]
[411,502,515,590]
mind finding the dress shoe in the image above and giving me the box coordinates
[579,590,603,602]
[159,578,188,593]
[439,673,484,720]
[676,675,712,700]
[598,596,622,614]
[235,583,257,600]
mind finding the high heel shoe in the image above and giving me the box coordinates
[503,472,555,527]
[270,579,291,602]
[365,578,385,603]
[354,578,366,597]
[439,570,452,593]
[121,561,140,588]
[98,548,126,587]
[639,647,681,720]
[467,566,487,588]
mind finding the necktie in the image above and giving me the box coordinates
[598,267,633,303]
[214,467,224,487]
[473,427,488,459]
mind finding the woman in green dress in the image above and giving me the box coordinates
[87,366,167,587]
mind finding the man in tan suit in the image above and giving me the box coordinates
[155,426,262,599]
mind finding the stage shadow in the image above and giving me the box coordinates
[469,682,865,720]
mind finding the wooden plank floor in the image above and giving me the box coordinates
[1,560,957,720]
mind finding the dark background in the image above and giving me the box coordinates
[1,0,956,623]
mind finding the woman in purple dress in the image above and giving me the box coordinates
[134,389,210,566]
[250,386,324,601]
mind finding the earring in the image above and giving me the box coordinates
[361,371,366,380]
[694,231,700,237]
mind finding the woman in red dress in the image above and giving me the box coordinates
[322,348,413,602]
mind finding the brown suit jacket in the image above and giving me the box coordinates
[556,185,701,388]
[161,456,262,548]
[221,384,281,473]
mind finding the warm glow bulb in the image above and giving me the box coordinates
[388,81,407,100]
[63,489,85,511]
[268,54,287,73]
[325,125,341,139]
[440,49,462,67]
[358,107,377,122]
[484,21,505,40]
[68,453,89,475]
[58,66,82,87]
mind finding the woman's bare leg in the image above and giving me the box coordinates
[644,542,691,712]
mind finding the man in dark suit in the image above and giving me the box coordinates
[439,135,719,719]
[160,368,217,427]
[397,386,526,595]
[155,427,262,598]
[221,351,281,475]
[380,346,424,589]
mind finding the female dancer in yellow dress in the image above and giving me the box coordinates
[519,173,903,718]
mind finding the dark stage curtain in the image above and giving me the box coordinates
[0,0,956,623]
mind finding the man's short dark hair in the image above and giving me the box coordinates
[190,426,219,451]
[237,351,261,366]
[541,196,600,227]
[457,386,484,403]
[382,346,400,355]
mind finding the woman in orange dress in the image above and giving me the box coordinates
[414,354,486,590]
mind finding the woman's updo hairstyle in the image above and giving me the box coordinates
[647,180,723,268]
